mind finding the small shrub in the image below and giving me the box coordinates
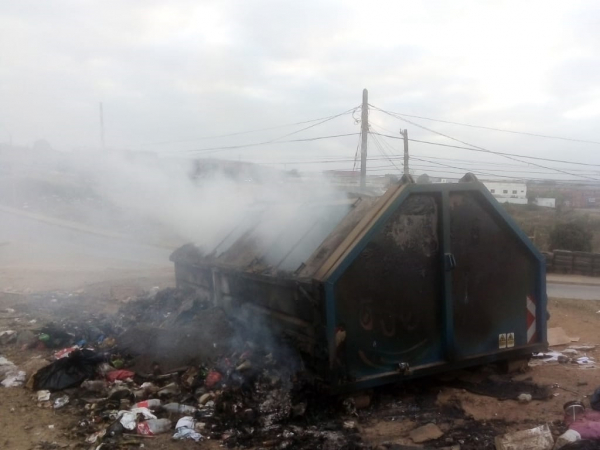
[549,222,592,252]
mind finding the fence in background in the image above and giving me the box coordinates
[543,250,600,277]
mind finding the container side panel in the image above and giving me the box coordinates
[334,194,444,380]
[449,192,539,357]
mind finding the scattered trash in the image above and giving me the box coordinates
[554,429,582,449]
[85,430,106,444]
[32,349,105,391]
[495,424,554,450]
[80,380,108,393]
[53,395,69,409]
[0,355,26,387]
[105,369,135,382]
[37,390,51,402]
[577,357,594,365]
[173,416,203,441]
[119,407,157,430]
[532,351,596,368]
[1,370,26,387]
[136,418,172,435]
[134,399,161,410]
[198,393,214,405]
[204,370,222,389]
[163,403,197,414]
[518,393,533,403]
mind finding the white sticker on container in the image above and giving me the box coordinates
[507,333,515,348]
[499,333,507,349]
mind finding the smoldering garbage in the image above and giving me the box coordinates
[10,288,365,449]
[33,349,106,391]
[5,286,570,450]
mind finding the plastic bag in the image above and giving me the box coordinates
[32,349,105,391]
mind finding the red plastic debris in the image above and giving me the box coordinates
[106,369,135,382]
[54,346,79,359]
[205,370,222,389]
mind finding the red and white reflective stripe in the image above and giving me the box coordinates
[526,295,537,344]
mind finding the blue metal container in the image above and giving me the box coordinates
[171,176,547,391]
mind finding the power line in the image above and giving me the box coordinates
[267,107,359,142]
[145,106,359,146]
[370,105,600,181]
[369,105,600,145]
[352,130,362,171]
[374,133,600,168]
[369,132,403,172]
[343,160,594,182]
[372,131,600,175]
[354,132,598,181]
[409,154,599,172]
[373,132,519,179]
[369,131,547,179]
[183,133,360,154]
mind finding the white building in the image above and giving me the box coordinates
[482,181,528,205]
[533,197,556,208]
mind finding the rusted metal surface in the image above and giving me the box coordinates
[334,194,444,381]
[171,180,547,390]
[449,192,537,358]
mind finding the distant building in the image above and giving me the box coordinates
[533,198,556,208]
[528,182,600,209]
[482,181,528,205]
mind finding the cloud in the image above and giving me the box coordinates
[1,0,600,180]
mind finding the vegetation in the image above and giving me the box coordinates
[503,204,600,252]
[548,222,593,252]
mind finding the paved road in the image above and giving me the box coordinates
[547,283,600,301]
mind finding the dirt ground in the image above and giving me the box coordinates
[1,269,600,449]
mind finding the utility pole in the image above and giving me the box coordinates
[99,102,106,149]
[360,89,368,190]
[401,128,409,175]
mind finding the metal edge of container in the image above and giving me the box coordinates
[320,181,547,390]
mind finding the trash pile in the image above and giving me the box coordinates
[1,288,364,449]
[8,286,600,449]
[532,347,597,368]
[0,355,26,387]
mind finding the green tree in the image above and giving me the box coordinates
[549,222,592,252]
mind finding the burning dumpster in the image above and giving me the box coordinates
[170,175,547,391]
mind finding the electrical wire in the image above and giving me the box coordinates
[369,122,600,170]
[369,132,403,172]
[352,129,362,171]
[369,105,600,145]
[184,133,359,155]
[373,133,600,168]
[370,105,600,181]
[371,131,600,176]
[145,106,359,146]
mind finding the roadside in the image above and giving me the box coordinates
[547,273,600,287]
[1,269,600,449]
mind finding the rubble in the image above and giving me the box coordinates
[1,286,570,449]
[495,424,554,450]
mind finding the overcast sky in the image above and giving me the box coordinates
[1,0,600,180]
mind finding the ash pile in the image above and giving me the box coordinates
[4,288,364,449]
